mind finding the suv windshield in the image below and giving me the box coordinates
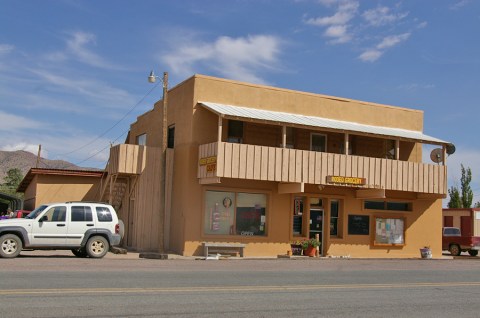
[25,205,48,219]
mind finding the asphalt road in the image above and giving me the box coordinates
[0,251,479,318]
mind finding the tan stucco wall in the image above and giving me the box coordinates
[33,175,100,207]
[192,75,424,131]
[126,74,442,258]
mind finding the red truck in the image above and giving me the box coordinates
[442,227,480,256]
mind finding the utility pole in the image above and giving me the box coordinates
[36,144,42,168]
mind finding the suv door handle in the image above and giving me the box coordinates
[57,224,66,227]
[86,223,94,226]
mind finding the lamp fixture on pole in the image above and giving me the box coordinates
[148,70,169,252]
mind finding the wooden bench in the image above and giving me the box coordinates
[203,242,246,257]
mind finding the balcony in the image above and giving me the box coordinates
[107,144,147,175]
[198,142,447,195]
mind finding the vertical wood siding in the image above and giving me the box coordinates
[199,142,447,195]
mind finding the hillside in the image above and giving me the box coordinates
[0,150,100,182]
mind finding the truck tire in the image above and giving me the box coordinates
[449,244,461,256]
[71,248,88,258]
[0,234,23,258]
[468,250,478,257]
[86,236,109,258]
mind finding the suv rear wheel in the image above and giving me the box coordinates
[86,236,109,258]
[0,234,23,258]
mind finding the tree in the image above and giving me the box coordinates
[447,164,474,208]
[0,168,23,196]
[448,186,462,208]
[460,164,473,209]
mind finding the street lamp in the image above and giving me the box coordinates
[148,70,169,252]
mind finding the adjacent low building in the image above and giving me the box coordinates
[101,74,450,258]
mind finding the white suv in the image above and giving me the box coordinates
[0,202,123,258]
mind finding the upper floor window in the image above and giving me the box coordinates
[228,120,243,143]
[364,200,411,212]
[136,133,147,146]
[168,125,175,148]
[311,133,327,152]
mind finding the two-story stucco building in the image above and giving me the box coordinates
[95,74,450,258]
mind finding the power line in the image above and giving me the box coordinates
[56,81,161,158]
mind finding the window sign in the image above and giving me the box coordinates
[374,217,404,245]
[236,193,266,236]
[204,191,267,236]
[204,191,235,235]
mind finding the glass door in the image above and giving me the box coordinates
[309,208,324,256]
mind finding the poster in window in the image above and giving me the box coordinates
[204,191,235,235]
[236,193,267,236]
[375,217,404,245]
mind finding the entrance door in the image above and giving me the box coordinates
[309,208,324,256]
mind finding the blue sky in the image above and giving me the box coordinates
[1,0,479,203]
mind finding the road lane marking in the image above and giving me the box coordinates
[1,282,480,295]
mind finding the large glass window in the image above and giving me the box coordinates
[236,193,266,236]
[204,191,235,235]
[204,190,267,236]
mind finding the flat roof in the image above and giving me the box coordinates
[17,168,104,192]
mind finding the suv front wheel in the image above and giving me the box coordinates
[0,234,23,258]
[86,236,109,258]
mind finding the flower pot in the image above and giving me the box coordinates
[303,246,316,257]
[420,248,432,259]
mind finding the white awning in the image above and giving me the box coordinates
[199,101,448,145]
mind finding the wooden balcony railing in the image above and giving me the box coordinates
[198,142,447,195]
[107,144,147,175]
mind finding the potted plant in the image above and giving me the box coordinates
[300,238,321,257]
[290,240,303,256]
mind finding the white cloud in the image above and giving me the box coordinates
[324,25,352,43]
[0,110,44,131]
[362,6,409,27]
[358,49,383,62]
[305,0,358,44]
[0,44,14,55]
[45,31,122,70]
[376,33,410,49]
[29,68,134,109]
[1,143,42,157]
[359,33,410,62]
[397,83,435,91]
[450,0,471,10]
[162,34,283,84]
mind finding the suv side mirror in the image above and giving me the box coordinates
[39,215,48,222]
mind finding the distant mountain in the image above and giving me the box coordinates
[0,150,100,181]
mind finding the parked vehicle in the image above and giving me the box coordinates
[0,202,123,258]
[442,227,480,256]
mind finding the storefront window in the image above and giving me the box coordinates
[204,191,235,235]
[293,196,305,236]
[236,193,266,236]
[330,200,339,237]
[204,191,267,236]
